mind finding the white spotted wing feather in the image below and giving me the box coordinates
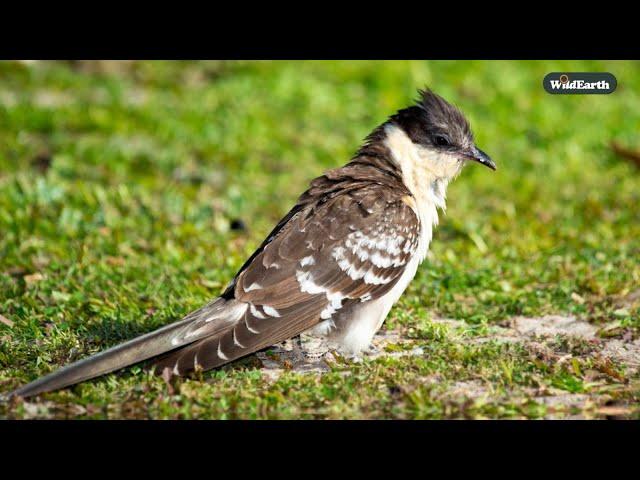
[154,183,422,375]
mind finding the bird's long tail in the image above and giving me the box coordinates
[9,297,241,398]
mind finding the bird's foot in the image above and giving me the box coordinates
[281,335,331,363]
[348,354,363,363]
[298,334,331,362]
[330,343,380,363]
[362,343,382,357]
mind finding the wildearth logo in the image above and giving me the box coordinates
[543,72,617,94]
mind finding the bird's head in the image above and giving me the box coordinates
[385,88,496,182]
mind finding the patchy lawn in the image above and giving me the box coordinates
[0,60,639,419]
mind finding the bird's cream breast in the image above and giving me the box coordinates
[384,124,452,262]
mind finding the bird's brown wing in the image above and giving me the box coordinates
[154,183,421,375]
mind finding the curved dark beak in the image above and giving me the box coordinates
[465,146,496,171]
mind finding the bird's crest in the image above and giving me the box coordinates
[416,88,472,139]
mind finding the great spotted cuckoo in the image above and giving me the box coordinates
[10,89,496,398]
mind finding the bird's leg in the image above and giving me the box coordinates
[300,333,331,362]
[283,335,306,363]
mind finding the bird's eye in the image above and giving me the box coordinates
[434,135,451,147]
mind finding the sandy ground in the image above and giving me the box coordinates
[257,315,640,419]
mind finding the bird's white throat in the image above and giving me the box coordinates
[383,124,454,262]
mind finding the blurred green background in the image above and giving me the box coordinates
[0,60,638,419]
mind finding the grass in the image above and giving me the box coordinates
[0,60,639,419]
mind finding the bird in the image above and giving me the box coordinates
[8,88,496,398]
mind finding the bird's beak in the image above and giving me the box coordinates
[464,146,496,171]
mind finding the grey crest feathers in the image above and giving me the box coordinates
[418,88,472,138]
